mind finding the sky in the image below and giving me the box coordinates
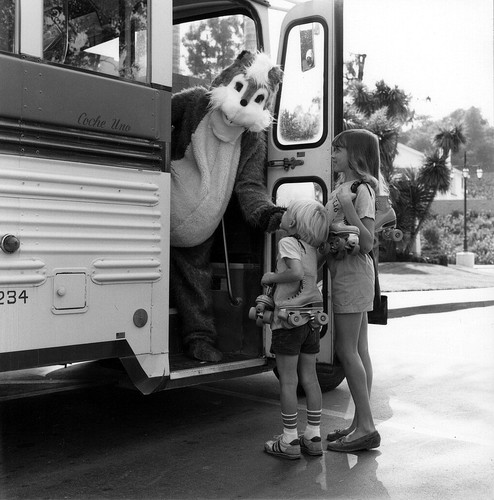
[271,0,494,125]
[344,0,494,125]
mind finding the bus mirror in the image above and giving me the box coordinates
[300,28,315,72]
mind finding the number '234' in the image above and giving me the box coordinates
[0,290,28,305]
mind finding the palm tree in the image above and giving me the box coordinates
[433,125,466,161]
[344,75,468,261]
[345,81,411,184]
[393,168,430,240]
[373,80,412,125]
[365,109,399,184]
[402,124,466,254]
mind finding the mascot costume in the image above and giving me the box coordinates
[170,51,284,362]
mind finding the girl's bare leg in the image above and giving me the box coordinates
[334,312,376,441]
[346,313,373,432]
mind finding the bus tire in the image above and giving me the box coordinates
[315,360,345,392]
[273,359,345,393]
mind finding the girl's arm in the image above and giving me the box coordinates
[317,242,332,269]
[261,258,304,285]
[338,189,375,254]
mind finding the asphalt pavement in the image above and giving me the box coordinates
[378,262,494,316]
[2,261,493,499]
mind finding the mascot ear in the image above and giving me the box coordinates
[210,51,254,88]
[236,50,255,63]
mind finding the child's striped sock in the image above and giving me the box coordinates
[304,409,322,440]
[281,412,298,442]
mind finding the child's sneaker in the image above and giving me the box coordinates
[300,435,323,456]
[264,435,301,460]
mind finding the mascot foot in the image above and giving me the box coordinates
[187,340,223,363]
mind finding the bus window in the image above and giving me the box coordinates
[276,181,324,207]
[274,180,326,258]
[173,14,257,89]
[43,0,148,82]
[0,0,15,52]
[277,21,326,146]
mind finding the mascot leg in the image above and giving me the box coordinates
[170,236,223,362]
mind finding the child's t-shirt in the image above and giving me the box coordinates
[327,181,375,224]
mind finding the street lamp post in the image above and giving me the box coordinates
[457,152,483,266]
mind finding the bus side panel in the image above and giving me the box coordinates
[0,154,170,386]
[0,54,163,141]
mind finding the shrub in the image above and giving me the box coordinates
[418,211,494,265]
[422,226,440,247]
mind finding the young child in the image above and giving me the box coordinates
[324,129,381,453]
[262,199,330,460]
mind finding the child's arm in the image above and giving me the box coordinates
[261,258,303,285]
[338,189,375,253]
[317,242,332,269]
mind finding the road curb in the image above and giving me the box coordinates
[389,299,494,318]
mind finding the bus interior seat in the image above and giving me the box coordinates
[172,73,210,93]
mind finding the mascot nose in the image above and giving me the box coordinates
[240,99,248,107]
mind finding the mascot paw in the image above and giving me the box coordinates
[265,207,286,233]
[187,340,223,363]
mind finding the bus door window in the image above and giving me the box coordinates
[42,0,148,82]
[273,180,325,258]
[276,21,326,147]
[172,14,258,92]
[275,181,324,207]
[0,0,15,52]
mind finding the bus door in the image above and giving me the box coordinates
[0,0,172,394]
[166,0,276,387]
[267,0,344,390]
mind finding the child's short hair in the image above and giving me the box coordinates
[332,129,381,192]
[286,199,329,247]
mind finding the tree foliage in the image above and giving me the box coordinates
[422,211,494,265]
[344,79,413,187]
[341,68,482,257]
[182,16,244,81]
[0,0,15,52]
[400,125,466,254]
[279,108,319,142]
[433,124,466,160]
[402,107,494,172]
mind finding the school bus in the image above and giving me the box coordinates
[0,0,344,394]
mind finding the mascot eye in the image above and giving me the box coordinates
[235,82,244,92]
[255,94,265,104]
